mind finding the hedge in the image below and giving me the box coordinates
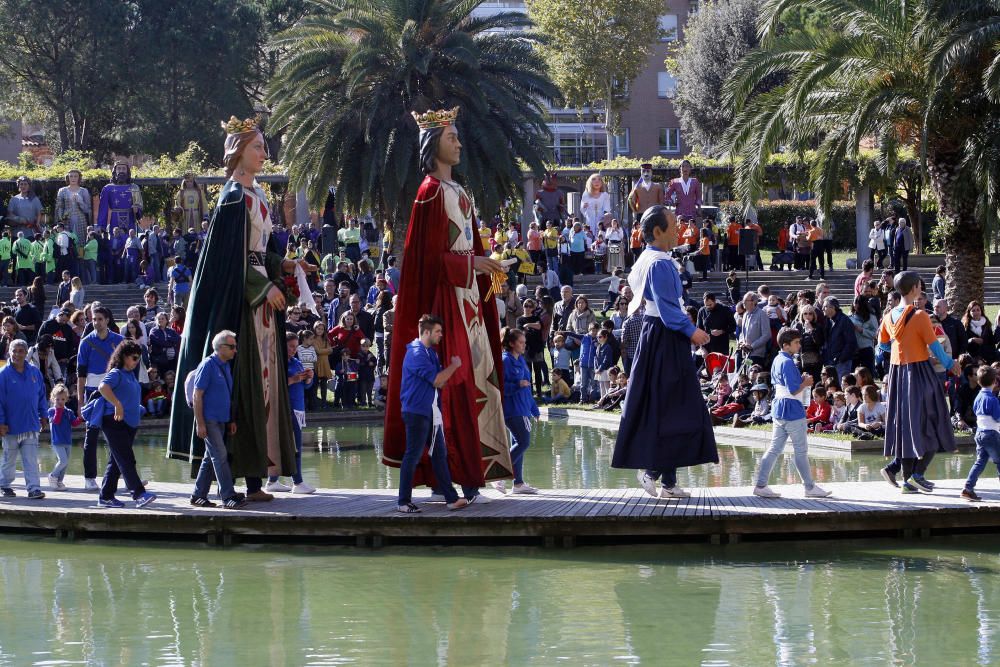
[718,200,858,248]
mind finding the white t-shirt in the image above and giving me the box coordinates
[858,401,886,425]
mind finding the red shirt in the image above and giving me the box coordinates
[807,399,832,424]
[328,325,365,356]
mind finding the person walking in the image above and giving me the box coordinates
[0,339,48,499]
[265,332,316,494]
[92,340,156,508]
[396,314,469,513]
[76,307,124,491]
[495,328,540,495]
[189,330,247,509]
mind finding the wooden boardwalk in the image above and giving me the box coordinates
[1,476,998,547]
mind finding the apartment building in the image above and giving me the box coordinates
[474,0,696,164]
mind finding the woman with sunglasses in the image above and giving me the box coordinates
[96,340,155,508]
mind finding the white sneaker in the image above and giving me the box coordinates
[492,480,507,494]
[467,492,492,504]
[754,485,781,498]
[264,480,292,493]
[805,484,832,498]
[660,486,691,499]
[48,475,62,490]
[428,493,447,503]
[636,470,658,497]
[292,482,316,494]
[512,483,538,495]
[84,478,99,491]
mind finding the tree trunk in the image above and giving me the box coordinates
[927,149,983,313]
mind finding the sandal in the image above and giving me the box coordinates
[396,502,421,513]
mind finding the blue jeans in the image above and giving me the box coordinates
[578,366,594,402]
[834,360,853,382]
[505,416,532,485]
[83,259,97,285]
[50,444,71,481]
[193,421,237,501]
[755,417,815,488]
[0,432,41,492]
[399,412,458,505]
[965,430,1000,491]
[268,419,304,485]
[645,467,677,488]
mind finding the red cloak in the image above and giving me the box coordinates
[382,175,507,488]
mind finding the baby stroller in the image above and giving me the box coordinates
[699,351,738,387]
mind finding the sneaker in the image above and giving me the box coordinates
[1,487,14,497]
[512,483,539,495]
[962,488,982,502]
[428,493,447,503]
[84,478,99,491]
[396,502,421,513]
[805,484,832,498]
[636,470,659,498]
[97,497,125,508]
[880,467,899,488]
[447,498,469,511]
[661,486,691,499]
[466,492,492,505]
[292,482,316,495]
[492,480,507,494]
[135,492,157,508]
[190,496,217,508]
[27,489,45,500]
[753,485,781,498]
[246,490,274,502]
[223,496,248,509]
[907,476,934,494]
[264,480,292,493]
[900,483,919,494]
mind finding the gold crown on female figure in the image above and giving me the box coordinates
[410,107,460,130]
[221,115,260,135]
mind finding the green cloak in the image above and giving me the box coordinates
[167,180,296,479]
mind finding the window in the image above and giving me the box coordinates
[659,128,681,154]
[614,129,630,155]
[659,14,678,41]
[657,72,677,99]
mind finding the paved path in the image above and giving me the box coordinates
[1,476,997,546]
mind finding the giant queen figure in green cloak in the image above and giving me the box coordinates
[168,116,301,489]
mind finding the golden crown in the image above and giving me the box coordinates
[221,115,260,135]
[411,107,459,130]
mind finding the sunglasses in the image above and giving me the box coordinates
[129,355,141,361]
[220,343,237,349]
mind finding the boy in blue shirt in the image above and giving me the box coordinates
[962,366,1000,501]
[753,328,832,499]
[577,322,599,404]
[266,332,315,495]
[396,314,469,513]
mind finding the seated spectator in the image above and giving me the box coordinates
[806,385,832,431]
[143,365,169,418]
[856,384,886,436]
[594,370,628,411]
[543,367,572,404]
[834,386,866,437]
[734,383,771,427]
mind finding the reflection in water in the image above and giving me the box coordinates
[1,537,999,664]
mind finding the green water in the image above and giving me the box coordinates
[2,536,1000,665]
[35,420,989,491]
[5,423,1000,665]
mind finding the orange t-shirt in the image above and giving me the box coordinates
[807,226,824,242]
[726,223,741,246]
[879,305,936,365]
[699,237,711,256]
[630,228,643,249]
[682,224,699,246]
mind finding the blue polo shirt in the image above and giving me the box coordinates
[400,338,440,418]
[101,368,143,428]
[287,356,313,412]
[77,330,124,390]
[193,354,233,423]
[0,363,47,435]
[502,352,540,419]
[771,351,806,421]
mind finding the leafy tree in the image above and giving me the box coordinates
[268,0,560,248]
[723,0,1000,311]
[526,0,664,160]
[672,0,763,156]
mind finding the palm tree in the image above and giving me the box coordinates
[267,0,560,250]
[723,0,1000,310]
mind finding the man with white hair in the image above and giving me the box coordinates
[189,330,246,509]
[737,292,771,367]
[893,218,914,271]
[0,339,48,499]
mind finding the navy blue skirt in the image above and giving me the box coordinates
[612,316,719,471]
[884,360,956,459]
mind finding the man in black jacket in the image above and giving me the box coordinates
[935,298,966,357]
[696,292,736,355]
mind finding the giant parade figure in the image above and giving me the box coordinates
[168,116,303,501]
[96,161,143,231]
[612,205,718,498]
[173,172,210,230]
[383,107,513,501]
